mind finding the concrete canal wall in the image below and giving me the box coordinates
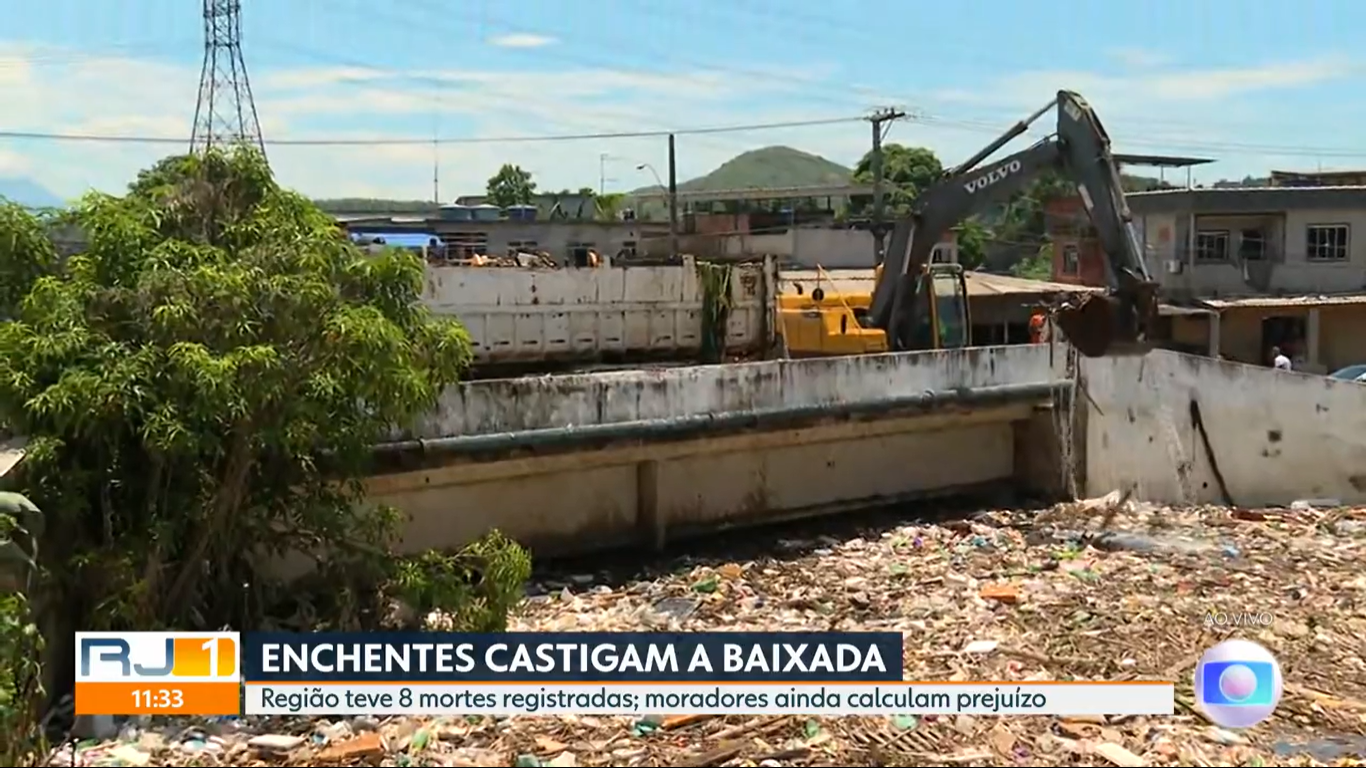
[367,345,1075,560]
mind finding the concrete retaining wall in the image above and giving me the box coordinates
[349,345,1073,565]
[407,343,1064,439]
[1082,350,1366,506]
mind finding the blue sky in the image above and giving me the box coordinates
[3,0,1365,200]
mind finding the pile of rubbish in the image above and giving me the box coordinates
[457,251,561,269]
[48,497,1366,766]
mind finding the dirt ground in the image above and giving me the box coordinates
[51,498,1366,767]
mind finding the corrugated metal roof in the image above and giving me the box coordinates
[967,272,1105,297]
[1129,185,1366,197]
[1160,304,1214,316]
[778,269,1103,298]
[1200,293,1366,309]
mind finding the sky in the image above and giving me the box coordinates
[3,0,1366,202]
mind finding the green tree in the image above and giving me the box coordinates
[486,164,537,208]
[0,147,477,631]
[594,192,626,222]
[953,219,990,270]
[1011,244,1055,281]
[851,144,944,214]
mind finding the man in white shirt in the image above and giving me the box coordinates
[1271,346,1292,371]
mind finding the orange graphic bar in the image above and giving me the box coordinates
[75,682,240,716]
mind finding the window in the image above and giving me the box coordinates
[568,241,597,267]
[508,240,538,252]
[1061,245,1080,275]
[1239,229,1266,261]
[930,245,952,263]
[1306,224,1350,262]
[1195,230,1229,262]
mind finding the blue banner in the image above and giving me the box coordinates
[244,632,904,683]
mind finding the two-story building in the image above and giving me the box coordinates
[1048,186,1366,372]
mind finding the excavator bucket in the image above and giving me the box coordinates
[1053,293,1153,358]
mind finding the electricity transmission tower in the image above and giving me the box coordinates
[189,0,265,157]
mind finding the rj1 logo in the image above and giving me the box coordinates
[77,632,238,679]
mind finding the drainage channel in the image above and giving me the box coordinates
[525,485,1035,593]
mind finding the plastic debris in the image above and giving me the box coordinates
[42,501,1366,767]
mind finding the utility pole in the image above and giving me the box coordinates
[431,138,440,205]
[667,134,680,261]
[599,153,609,196]
[868,107,906,265]
[431,113,441,204]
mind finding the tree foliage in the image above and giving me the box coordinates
[0,492,44,766]
[952,219,989,270]
[485,164,537,209]
[0,147,480,633]
[851,144,944,214]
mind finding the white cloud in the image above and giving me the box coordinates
[487,33,557,49]
[0,149,33,176]
[0,43,868,201]
[1107,47,1171,70]
[0,42,1360,202]
[933,55,1353,109]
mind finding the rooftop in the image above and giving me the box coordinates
[1112,153,1215,168]
[779,269,1104,299]
[1198,292,1366,309]
[1126,184,1366,214]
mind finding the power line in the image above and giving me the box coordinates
[0,116,864,147]
[252,36,842,160]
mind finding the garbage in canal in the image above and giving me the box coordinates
[46,498,1366,767]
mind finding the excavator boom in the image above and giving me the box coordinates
[869,90,1160,358]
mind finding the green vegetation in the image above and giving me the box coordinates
[1011,246,1055,281]
[696,262,734,364]
[313,198,438,214]
[486,163,537,209]
[0,148,532,763]
[0,493,45,765]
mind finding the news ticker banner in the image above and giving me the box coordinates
[76,631,1175,718]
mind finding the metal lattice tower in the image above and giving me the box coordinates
[189,0,265,157]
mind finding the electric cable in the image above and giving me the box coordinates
[0,117,864,147]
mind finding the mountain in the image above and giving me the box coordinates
[0,177,63,209]
[633,146,852,194]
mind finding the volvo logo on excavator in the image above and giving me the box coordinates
[963,160,1023,194]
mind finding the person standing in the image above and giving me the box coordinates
[1029,311,1049,343]
[1271,346,1292,371]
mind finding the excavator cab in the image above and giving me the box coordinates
[908,263,971,350]
[875,262,972,351]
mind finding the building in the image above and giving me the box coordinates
[339,214,669,265]
[635,183,915,268]
[453,192,599,221]
[1047,185,1366,371]
[1269,169,1366,188]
